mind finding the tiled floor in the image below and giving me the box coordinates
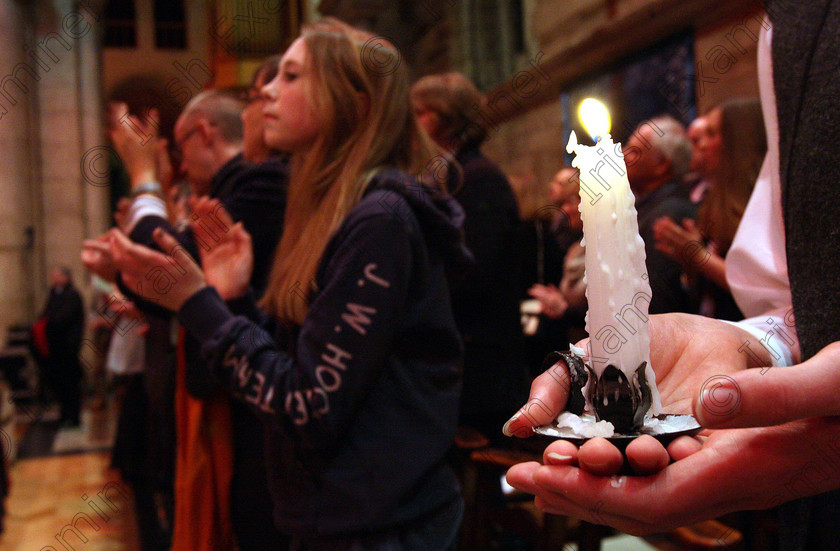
[1,453,140,551]
[0,401,139,551]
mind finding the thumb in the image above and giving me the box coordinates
[695,342,840,428]
[152,227,181,254]
[233,222,252,245]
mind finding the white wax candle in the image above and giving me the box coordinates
[566,130,662,416]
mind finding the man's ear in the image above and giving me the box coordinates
[197,118,214,144]
[656,157,673,179]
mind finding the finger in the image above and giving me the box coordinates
[503,364,571,438]
[152,227,182,255]
[543,439,579,466]
[233,222,251,245]
[110,228,166,268]
[107,102,128,129]
[82,239,112,253]
[527,466,664,535]
[192,198,236,235]
[625,435,670,475]
[107,228,133,260]
[666,435,703,461]
[694,342,840,428]
[577,438,624,476]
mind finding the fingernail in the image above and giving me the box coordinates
[502,413,519,437]
[696,375,741,426]
[546,453,573,464]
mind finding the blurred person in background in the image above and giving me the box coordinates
[33,267,84,428]
[521,167,587,375]
[654,98,765,320]
[624,115,696,314]
[411,71,527,443]
[85,64,288,550]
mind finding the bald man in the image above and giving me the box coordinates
[104,89,288,550]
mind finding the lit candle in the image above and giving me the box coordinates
[566,98,661,432]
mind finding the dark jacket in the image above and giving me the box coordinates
[130,153,288,296]
[126,153,288,394]
[124,153,288,549]
[450,143,529,432]
[635,180,697,314]
[42,283,84,362]
[178,169,470,537]
[769,1,840,549]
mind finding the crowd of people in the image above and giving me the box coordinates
[31,4,835,550]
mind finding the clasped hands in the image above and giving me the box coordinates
[81,198,254,312]
[505,314,840,535]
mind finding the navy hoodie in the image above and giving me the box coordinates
[177,168,471,537]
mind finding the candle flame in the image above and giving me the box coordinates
[579,98,611,141]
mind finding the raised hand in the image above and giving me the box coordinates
[528,283,569,319]
[653,216,705,271]
[108,227,207,312]
[190,196,254,300]
[107,101,162,188]
[82,234,119,283]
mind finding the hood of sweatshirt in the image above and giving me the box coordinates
[366,167,474,278]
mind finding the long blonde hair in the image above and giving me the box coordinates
[260,18,443,325]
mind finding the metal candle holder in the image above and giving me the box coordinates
[543,351,653,434]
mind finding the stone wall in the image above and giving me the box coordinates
[0,0,38,326]
[483,0,765,190]
[0,0,108,327]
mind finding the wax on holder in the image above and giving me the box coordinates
[566,128,662,426]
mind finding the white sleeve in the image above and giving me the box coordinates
[123,194,167,234]
[725,311,797,368]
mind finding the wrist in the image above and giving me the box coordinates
[130,180,163,198]
[130,168,158,189]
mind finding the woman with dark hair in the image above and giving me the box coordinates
[107,18,469,549]
[411,72,527,442]
[654,98,766,320]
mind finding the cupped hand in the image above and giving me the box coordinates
[503,313,773,475]
[107,227,207,312]
[507,417,840,535]
[190,197,254,300]
[653,217,704,269]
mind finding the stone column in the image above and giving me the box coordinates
[35,0,107,317]
[0,1,40,328]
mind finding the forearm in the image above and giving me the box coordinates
[696,250,728,290]
[178,208,412,448]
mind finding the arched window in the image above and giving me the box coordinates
[154,0,187,49]
[460,0,526,90]
[104,0,137,48]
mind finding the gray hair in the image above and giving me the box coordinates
[181,90,244,144]
[639,115,691,179]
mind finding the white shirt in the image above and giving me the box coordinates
[725,23,799,365]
